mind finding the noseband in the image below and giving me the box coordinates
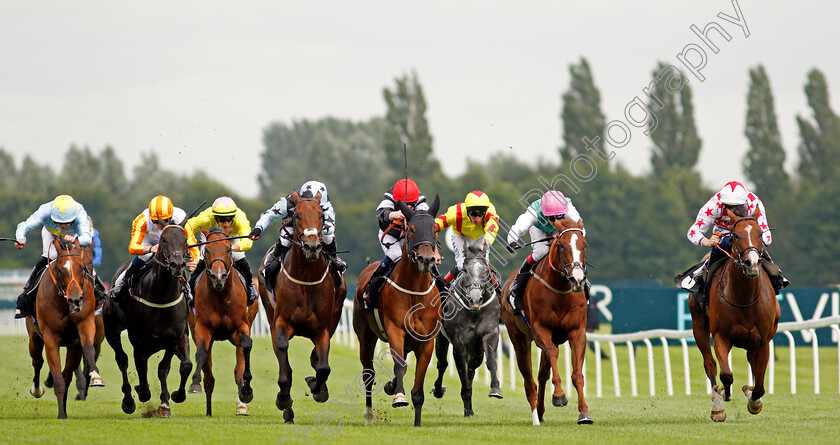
[728,217,762,272]
[155,225,189,274]
[549,228,587,283]
[48,244,90,301]
[291,197,324,248]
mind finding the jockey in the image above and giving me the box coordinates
[506,190,586,317]
[362,178,436,312]
[678,181,789,303]
[186,196,258,304]
[13,195,92,319]
[251,180,345,292]
[434,190,500,289]
[109,195,199,301]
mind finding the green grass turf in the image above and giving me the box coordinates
[1,334,839,444]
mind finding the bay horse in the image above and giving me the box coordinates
[25,238,104,419]
[432,237,503,416]
[43,311,105,401]
[267,190,346,424]
[103,223,193,417]
[353,196,442,427]
[500,217,592,425]
[187,227,259,416]
[687,208,780,422]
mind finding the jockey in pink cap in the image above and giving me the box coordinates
[505,190,586,318]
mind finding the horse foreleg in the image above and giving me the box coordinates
[384,331,409,408]
[105,327,135,414]
[233,343,249,416]
[451,342,473,417]
[411,339,435,427]
[743,341,770,415]
[533,325,564,421]
[712,334,734,402]
[171,330,193,405]
[356,320,378,426]
[536,349,551,422]
[28,329,45,398]
[74,361,88,401]
[191,324,212,395]
[483,330,502,398]
[567,327,593,424]
[273,323,295,423]
[59,345,83,419]
[237,327,254,407]
[509,326,539,425]
[156,348,175,418]
[42,332,68,419]
[688,295,718,388]
[204,347,216,417]
[306,330,331,403]
[432,333,449,398]
[133,347,152,403]
[78,317,103,389]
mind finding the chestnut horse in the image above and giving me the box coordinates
[25,238,104,419]
[264,190,346,424]
[500,218,592,425]
[687,208,780,422]
[103,223,193,418]
[353,196,442,427]
[188,227,259,416]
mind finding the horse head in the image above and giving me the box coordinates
[726,208,763,278]
[455,237,496,311]
[157,224,189,278]
[398,194,440,274]
[50,238,90,314]
[203,227,232,292]
[290,190,324,261]
[550,218,587,292]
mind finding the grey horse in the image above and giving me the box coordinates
[432,237,503,416]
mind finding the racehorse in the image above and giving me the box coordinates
[264,190,346,424]
[353,196,442,427]
[687,208,780,422]
[187,227,259,416]
[103,223,193,418]
[432,237,503,416]
[25,238,104,419]
[500,217,592,425]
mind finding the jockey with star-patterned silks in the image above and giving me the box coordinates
[505,189,586,317]
[13,195,93,318]
[678,181,789,302]
[251,180,345,293]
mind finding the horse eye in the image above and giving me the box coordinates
[161,238,168,244]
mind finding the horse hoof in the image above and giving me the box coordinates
[747,398,763,415]
[135,385,151,403]
[75,393,85,401]
[433,385,446,399]
[236,406,249,416]
[305,376,318,391]
[711,409,726,422]
[488,388,503,399]
[384,380,396,396]
[171,390,186,404]
[158,404,171,418]
[30,386,45,398]
[239,385,254,404]
[284,419,295,425]
[464,409,474,417]
[577,413,594,424]
[188,384,202,394]
[89,372,105,387]
[122,397,136,414]
[392,393,409,408]
[44,376,54,388]
[552,395,568,407]
[276,393,292,411]
[313,388,329,403]
[364,407,374,426]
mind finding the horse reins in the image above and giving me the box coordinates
[48,244,88,300]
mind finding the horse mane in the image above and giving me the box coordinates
[57,238,75,251]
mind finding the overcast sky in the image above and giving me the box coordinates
[1,1,836,198]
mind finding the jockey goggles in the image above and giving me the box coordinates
[467,208,487,218]
[215,215,234,223]
[546,214,565,222]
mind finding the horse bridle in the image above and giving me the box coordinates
[405,213,436,264]
[291,197,325,248]
[549,228,587,283]
[48,243,91,300]
[727,217,763,272]
[453,256,498,304]
[154,225,189,274]
[205,242,232,282]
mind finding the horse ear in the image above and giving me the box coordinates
[725,208,738,222]
[429,194,441,216]
[751,206,760,219]
[315,192,322,202]
[291,190,301,202]
[398,200,414,221]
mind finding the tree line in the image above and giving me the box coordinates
[1,61,838,287]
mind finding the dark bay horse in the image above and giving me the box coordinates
[267,191,346,424]
[433,237,503,416]
[353,196,442,427]
[103,224,193,418]
[187,227,258,416]
[688,208,780,422]
[501,218,592,425]
[26,238,104,419]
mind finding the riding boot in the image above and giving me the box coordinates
[432,265,450,296]
[188,258,207,299]
[584,279,591,302]
[110,258,143,302]
[507,259,534,314]
[364,258,392,313]
[234,257,257,305]
[760,249,790,294]
[323,239,347,275]
[93,272,107,307]
[14,256,49,319]
[263,242,290,293]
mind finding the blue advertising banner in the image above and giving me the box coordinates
[590,283,840,346]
